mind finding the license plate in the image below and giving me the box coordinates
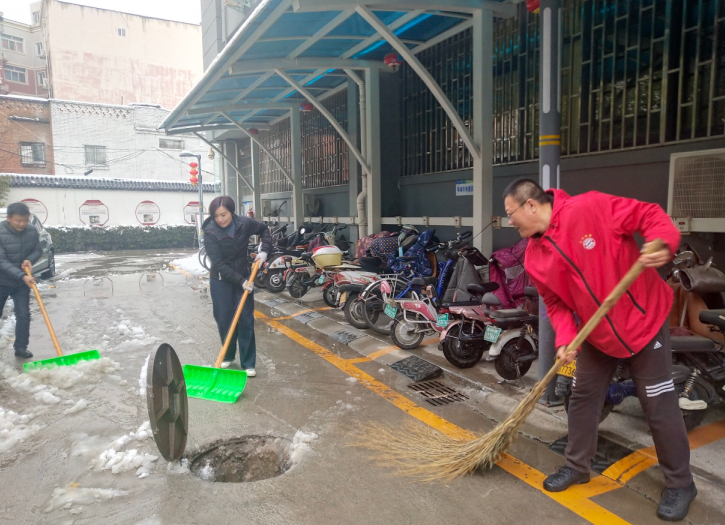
[384,303,398,319]
[483,325,502,343]
[436,314,449,327]
[339,292,347,304]
[558,362,577,378]
[318,276,325,284]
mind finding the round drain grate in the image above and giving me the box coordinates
[188,436,293,483]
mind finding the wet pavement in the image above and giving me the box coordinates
[1,249,724,524]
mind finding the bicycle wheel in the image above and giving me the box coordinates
[362,278,413,336]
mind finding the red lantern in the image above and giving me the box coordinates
[189,161,198,168]
[248,128,259,136]
[384,52,402,72]
[190,176,198,185]
[526,0,540,13]
[300,102,313,112]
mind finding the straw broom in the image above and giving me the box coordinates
[353,240,665,483]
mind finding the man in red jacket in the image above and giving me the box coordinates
[503,178,695,522]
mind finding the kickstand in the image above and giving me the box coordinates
[497,362,525,389]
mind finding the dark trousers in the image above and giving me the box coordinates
[0,284,31,352]
[566,322,693,488]
[209,278,256,369]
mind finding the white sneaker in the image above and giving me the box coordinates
[245,368,256,377]
[220,361,232,369]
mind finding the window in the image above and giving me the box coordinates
[159,138,183,149]
[20,143,45,166]
[37,71,47,87]
[117,27,126,37]
[85,145,107,166]
[1,33,24,54]
[32,12,40,25]
[3,65,27,84]
[35,42,44,56]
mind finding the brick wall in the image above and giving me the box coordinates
[0,96,54,174]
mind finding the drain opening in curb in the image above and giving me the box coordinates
[188,436,292,483]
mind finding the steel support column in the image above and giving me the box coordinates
[251,139,262,218]
[472,9,493,255]
[347,78,360,243]
[290,106,304,229]
[538,0,563,406]
[365,67,381,235]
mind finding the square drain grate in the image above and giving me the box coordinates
[295,311,324,324]
[550,434,634,475]
[329,329,366,345]
[409,380,468,406]
[391,355,442,382]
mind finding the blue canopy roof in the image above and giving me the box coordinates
[161,0,514,134]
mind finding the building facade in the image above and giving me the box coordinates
[0,4,49,98]
[0,95,54,175]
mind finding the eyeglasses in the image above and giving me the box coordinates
[506,202,525,221]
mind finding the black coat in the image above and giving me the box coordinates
[202,214,272,285]
[0,221,42,287]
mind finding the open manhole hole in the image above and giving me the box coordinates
[188,436,293,483]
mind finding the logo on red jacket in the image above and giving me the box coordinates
[580,234,596,250]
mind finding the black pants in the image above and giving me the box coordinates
[566,322,693,488]
[0,284,30,352]
[209,278,256,369]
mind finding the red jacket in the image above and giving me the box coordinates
[525,189,680,358]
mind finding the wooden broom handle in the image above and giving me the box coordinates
[214,260,262,368]
[540,239,667,387]
[24,266,63,357]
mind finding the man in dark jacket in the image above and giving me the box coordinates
[503,179,695,522]
[0,202,42,359]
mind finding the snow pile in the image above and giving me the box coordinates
[0,313,16,346]
[170,254,208,277]
[33,391,61,405]
[139,355,150,397]
[63,399,88,415]
[44,486,128,513]
[112,322,161,352]
[94,422,157,478]
[1,357,120,393]
[197,461,215,481]
[0,406,44,454]
[167,458,190,474]
[345,377,358,383]
[179,338,195,344]
[287,430,318,468]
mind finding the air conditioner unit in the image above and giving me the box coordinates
[668,148,725,234]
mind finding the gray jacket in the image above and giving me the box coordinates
[0,221,42,286]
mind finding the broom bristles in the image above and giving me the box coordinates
[351,377,548,483]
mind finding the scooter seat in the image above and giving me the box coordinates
[490,308,529,319]
[359,256,383,267]
[699,309,725,331]
[467,283,500,295]
[671,335,717,352]
[442,300,482,307]
[412,276,437,286]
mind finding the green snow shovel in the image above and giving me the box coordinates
[23,267,100,372]
[182,260,261,403]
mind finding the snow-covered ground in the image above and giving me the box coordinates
[170,254,208,277]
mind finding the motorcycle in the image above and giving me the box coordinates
[554,245,725,431]
[440,285,539,379]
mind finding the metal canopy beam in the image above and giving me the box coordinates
[188,102,298,115]
[194,132,254,193]
[357,6,481,160]
[275,69,372,176]
[230,71,275,104]
[287,10,355,59]
[228,58,388,75]
[293,0,516,17]
[165,0,292,130]
[220,111,293,185]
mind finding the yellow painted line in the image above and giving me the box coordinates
[348,357,372,364]
[367,338,439,361]
[539,134,561,139]
[254,310,633,525]
[169,264,195,278]
[540,140,562,146]
[273,306,333,321]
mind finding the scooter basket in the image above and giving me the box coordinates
[312,245,343,268]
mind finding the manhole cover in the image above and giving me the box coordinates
[391,355,442,382]
[550,434,634,475]
[146,343,188,461]
[329,329,366,345]
[409,380,468,406]
[295,311,323,324]
[188,436,292,483]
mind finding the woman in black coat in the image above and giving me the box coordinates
[202,196,272,375]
